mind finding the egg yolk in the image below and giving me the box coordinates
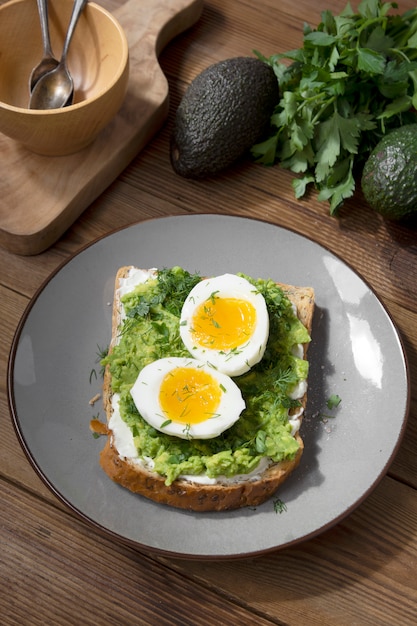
[159,367,222,425]
[191,296,257,350]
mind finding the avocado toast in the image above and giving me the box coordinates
[97,266,314,511]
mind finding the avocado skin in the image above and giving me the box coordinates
[170,57,279,178]
[361,124,417,220]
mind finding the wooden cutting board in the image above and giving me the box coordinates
[0,0,203,255]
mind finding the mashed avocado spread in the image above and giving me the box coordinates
[102,267,311,485]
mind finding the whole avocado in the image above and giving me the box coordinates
[361,124,417,220]
[170,57,279,178]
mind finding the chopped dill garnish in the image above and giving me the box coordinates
[326,394,342,410]
[156,267,201,317]
[96,344,109,378]
[273,498,287,514]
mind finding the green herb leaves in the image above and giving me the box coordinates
[273,498,287,514]
[157,267,201,317]
[252,0,417,213]
[326,393,342,410]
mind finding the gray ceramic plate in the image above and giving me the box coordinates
[8,215,409,558]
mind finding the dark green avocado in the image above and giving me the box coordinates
[361,124,417,220]
[170,57,279,178]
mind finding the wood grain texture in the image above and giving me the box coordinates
[0,481,275,626]
[0,0,203,255]
[166,477,417,626]
[1,0,417,624]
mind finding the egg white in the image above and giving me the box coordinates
[179,273,269,376]
[130,356,246,439]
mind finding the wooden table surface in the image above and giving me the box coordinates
[1,0,416,623]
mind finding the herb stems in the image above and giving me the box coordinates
[252,0,417,213]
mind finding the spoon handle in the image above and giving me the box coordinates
[37,0,53,56]
[61,0,88,60]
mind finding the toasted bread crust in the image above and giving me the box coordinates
[100,434,304,511]
[99,267,314,511]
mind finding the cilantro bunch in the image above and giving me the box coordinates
[252,0,417,213]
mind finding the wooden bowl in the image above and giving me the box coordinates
[0,0,129,156]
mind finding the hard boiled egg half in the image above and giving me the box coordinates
[130,357,245,439]
[180,273,269,376]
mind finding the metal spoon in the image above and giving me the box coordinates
[29,0,88,110]
[29,0,59,92]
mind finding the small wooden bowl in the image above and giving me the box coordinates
[0,0,129,156]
